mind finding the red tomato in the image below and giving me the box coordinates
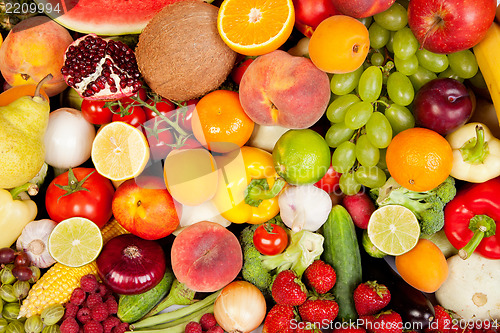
[230,57,255,85]
[45,168,115,228]
[81,100,115,125]
[314,164,341,194]
[174,99,198,132]
[145,119,175,161]
[145,97,176,121]
[112,105,147,128]
[253,223,288,256]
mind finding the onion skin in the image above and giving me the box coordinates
[96,234,166,295]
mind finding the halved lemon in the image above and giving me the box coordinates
[217,0,295,56]
[367,205,420,256]
[48,217,103,267]
[91,121,150,181]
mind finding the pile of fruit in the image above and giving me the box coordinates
[1,0,500,332]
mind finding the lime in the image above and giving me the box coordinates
[272,129,331,185]
[362,229,387,258]
[367,205,420,256]
[48,217,103,267]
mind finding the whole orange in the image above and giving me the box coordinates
[308,15,370,74]
[386,127,453,191]
[191,90,255,153]
[395,238,448,293]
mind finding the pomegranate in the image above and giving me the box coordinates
[61,34,142,100]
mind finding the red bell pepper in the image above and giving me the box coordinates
[444,176,500,260]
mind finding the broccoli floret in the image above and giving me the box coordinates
[239,217,324,296]
[371,177,457,235]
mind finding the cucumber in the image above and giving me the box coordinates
[321,204,362,321]
[117,269,175,323]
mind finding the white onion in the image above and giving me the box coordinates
[214,281,266,333]
[278,184,333,232]
[44,107,96,169]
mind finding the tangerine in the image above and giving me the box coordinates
[395,238,448,293]
[308,15,370,74]
[191,90,254,153]
[385,127,453,192]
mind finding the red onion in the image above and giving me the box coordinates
[96,234,166,295]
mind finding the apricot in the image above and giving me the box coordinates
[0,16,73,97]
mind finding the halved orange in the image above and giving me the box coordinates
[217,0,295,56]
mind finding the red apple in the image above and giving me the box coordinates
[292,0,340,37]
[331,0,396,18]
[408,0,497,54]
[413,78,474,135]
[112,176,181,240]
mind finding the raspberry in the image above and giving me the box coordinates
[63,303,79,320]
[83,321,103,333]
[111,322,129,333]
[80,275,99,293]
[103,316,121,333]
[96,283,110,298]
[206,326,224,333]
[70,288,86,306]
[184,322,202,333]
[104,297,118,315]
[199,313,217,331]
[77,307,92,325]
[61,318,80,333]
[91,303,109,322]
[86,294,103,309]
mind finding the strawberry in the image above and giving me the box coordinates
[425,305,452,333]
[271,270,308,306]
[353,281,391,316]
[332,324,367,333]
[298,298,339,326]
[263,304,297,333]
[360,310,403,333]
[303,260,336,294]
[295,322,322,333]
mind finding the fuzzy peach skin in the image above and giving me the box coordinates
[238,50,331,130]
[0,16,73,97]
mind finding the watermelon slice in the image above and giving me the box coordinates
[34,0,195,35]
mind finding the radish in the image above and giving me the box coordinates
[341,190,376,229]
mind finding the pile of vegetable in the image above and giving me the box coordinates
[2,0,500,333]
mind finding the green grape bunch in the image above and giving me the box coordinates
[323,0,480,195]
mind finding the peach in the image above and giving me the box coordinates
[238,50,330,129]
[170,221,242,292]
[0,16,73,97]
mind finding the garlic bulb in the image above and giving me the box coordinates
[16,219,57,268]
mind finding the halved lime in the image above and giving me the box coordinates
[48,217,103,267]
[367,205,420,256]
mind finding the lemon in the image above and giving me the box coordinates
[48,217,103,267]
[272,129,331,185]
[91,121,150,181]
[367,205,420,256]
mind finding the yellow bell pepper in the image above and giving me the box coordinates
[212,146,285,224]
[0,183,38,248]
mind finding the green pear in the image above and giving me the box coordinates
[0,74,52,189]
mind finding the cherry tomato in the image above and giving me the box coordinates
[253,223,288,256]
[230,57,255,85]
[144,119,175,161]
[174,99,198,132]
[314,164,341,194]
[45,168,115,228]
[120,86,148,106]
[112,105,147,128]
[145,97,176,121]
[81,100,115,125]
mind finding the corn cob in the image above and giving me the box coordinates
[473,21,500,125]
[19,219,129,318]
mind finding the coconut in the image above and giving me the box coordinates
[135,1,237,101]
